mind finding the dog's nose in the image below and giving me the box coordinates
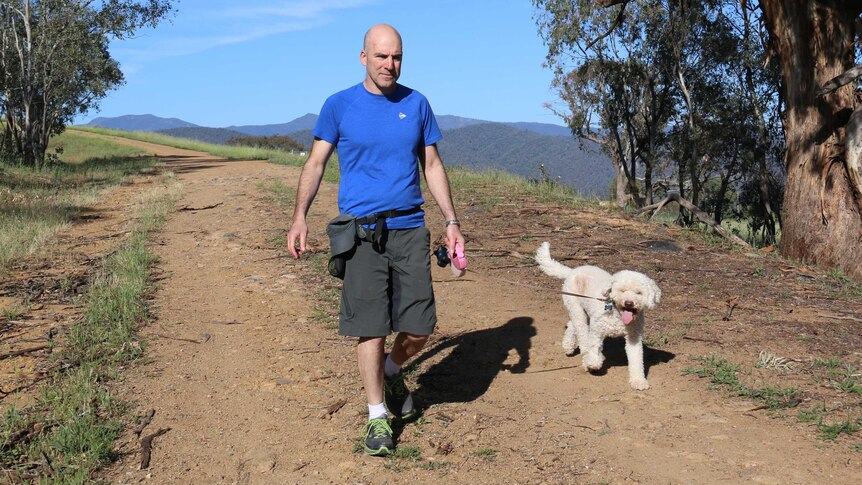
[624,300,635,309]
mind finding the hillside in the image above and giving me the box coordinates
[227,113,319,137]
[437,123,613,197]
[82,113,610,196]
[85,114,198,131]
[157,127,247,145]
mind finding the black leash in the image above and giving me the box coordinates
[433,246,609,302]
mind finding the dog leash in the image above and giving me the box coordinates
[432,246,608,302]
[461,267,610,302]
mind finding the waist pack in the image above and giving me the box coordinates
[325,206,422,279]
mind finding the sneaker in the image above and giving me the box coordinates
[363,418,394,456]
[384,370,417,420]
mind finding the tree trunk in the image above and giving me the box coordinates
[759,0,862,280]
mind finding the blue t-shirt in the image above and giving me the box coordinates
[313,82,442,229]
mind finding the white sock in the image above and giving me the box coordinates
[384,354,402,377]
[368,402,387,420]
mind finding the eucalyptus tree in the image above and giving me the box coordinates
[0,0,174,167]
[535,0,679,207]
[536,0,861,279]
[756,0,862,279]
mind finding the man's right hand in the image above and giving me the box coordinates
[286,219,308,259]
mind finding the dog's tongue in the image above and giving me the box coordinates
[621,311,634,325]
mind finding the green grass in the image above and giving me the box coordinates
[0,177,181,482]
[49,130,148,164]
[687,354,862,442]
[1,131,157,275]
[471,447,497,459]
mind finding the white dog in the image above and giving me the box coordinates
[535,242,661,390]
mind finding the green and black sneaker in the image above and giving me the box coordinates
[363,418,394,457]
[384,370,417,420]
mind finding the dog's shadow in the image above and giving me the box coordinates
[573,337,675,377]
[409,316,536,408]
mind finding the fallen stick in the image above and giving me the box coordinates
[134,409,156,437]
[683,335,724,345]
[179,202,222,211]
[819,314,862,323]
[0,345,49,361]
[140,428,171,469]
[319,398,347,419]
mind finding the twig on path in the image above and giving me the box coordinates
[210,319,243,325]
[0,345,49,361]
[319,398,348,419]
[524,365,581,374]
[819,314,862,323]
[722,297,738,321]
[178,202,222,211]
[140,428,171,469]
[134,409,156,437]
[151,333,210,344]
[572,424,598,431]
[682,335,724,345]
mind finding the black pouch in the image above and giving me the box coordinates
[328,254,346,279]
[326,214,360,280]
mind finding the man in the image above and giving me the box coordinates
[286,23,464,457]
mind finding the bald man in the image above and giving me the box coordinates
[287,24,464,456]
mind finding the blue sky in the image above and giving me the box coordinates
[79,0,563,128]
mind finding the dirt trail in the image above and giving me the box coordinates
[62,134,862,485]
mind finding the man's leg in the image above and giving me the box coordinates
[383,332,429,419]
[390,332,430,366]
[357,335,393,456]
[357,336,386,407]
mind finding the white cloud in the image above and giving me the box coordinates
[113,0,378,62]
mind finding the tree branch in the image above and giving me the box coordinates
[639,193,750,247]
[816,64,862,97]
[584,3,627,51]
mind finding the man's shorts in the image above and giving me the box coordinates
[339,226,437,337]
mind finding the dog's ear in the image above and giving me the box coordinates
[601,285,612,300]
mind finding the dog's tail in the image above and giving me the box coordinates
[535,242,573,280]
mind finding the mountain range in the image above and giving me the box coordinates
[83,114,612,197]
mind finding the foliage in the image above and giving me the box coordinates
[532,0,785,247]
[158,126,247,145]
[0,0,174,166]
[227,134,307,152]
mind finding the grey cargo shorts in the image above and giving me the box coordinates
[339,226,437,337]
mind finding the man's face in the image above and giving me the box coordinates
[361,28,402,95]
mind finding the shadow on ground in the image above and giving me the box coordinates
[411,316,536,407]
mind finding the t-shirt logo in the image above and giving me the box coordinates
[398,112,407,120]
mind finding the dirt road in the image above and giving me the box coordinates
[72,134,862,484]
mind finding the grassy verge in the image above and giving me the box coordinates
[1,131,155,275]
[0,175,181,482]
[685,354,862,442]
[70,125,314,168]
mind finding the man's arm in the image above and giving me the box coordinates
[286,137,335,258]
[420,143,464,252]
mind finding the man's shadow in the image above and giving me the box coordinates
[410,316,536,408]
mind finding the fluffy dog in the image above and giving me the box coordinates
[535,242,661,390]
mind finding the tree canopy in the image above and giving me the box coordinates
[0,0,174,166]
[534,0,862,279]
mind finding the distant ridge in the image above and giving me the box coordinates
[82,113,611,196]
[85,114,199,131]
[157,127,247,145]
[227,114,319,137]
[437,123,612,197]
